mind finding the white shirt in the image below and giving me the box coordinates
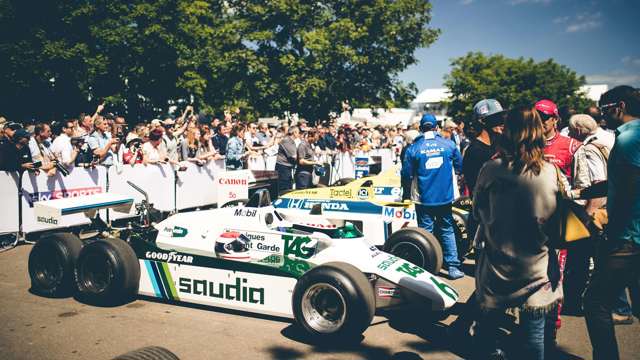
[142,142,167,163]
[29,137,54,165]
[51,133,74,166]
[573,128,615,189]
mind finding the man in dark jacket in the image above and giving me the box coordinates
[275,126,300,193]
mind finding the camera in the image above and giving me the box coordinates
[53,159,70,177]
[70,136,85,148]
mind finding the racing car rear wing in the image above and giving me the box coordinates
[34,193,134,225]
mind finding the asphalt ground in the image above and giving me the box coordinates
[1,244,638,360]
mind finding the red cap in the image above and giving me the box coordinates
[535,99,559,117]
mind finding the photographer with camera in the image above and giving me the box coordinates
[28,123,57,176]
[122,136,144,165]
[87,117,117,166]
[50,120,79,174]
[0,129,36,172]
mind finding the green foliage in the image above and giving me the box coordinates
[0,0,438,123]
[443,52,594,123]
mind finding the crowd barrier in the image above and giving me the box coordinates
[246,149,396,183]
[0,149,394,235]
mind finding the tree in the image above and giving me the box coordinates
[236,0,439,122]
[443,52,593,123]
[0,0,438,123]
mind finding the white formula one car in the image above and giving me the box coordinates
[28,186,458,342]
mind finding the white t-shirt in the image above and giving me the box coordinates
[142,142,167,163]
[51,133,74,166]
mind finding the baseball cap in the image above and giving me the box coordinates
[13,129,31,141]
[6,122,23,131]
[149,128,163,141]
[473,99,505,121]
[420,113,438,129]
[535,99,559,117]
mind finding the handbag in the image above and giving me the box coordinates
[552,166,591,247]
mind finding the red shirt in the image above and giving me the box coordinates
[544,133,581,181]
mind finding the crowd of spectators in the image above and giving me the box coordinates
[0,103,426,178]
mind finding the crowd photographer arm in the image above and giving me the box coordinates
[178,105,193,123]
[92,138,116,160]
[91,103,105,123]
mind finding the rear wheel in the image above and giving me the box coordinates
[384,227,443,274]
[28,232,83,297]
[75,238,140,305]
[292,262,375,343]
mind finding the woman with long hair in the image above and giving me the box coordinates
[181,127,203,165]
[472,106,564,359]
[198,124,221,162]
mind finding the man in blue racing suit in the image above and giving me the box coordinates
[401,113,464,279]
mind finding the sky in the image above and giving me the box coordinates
[398,0,640,92]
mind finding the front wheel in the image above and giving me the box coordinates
[384,227,443,274]
[292,262,375,343]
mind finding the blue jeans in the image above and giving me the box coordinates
[612,289,632,316]
[415,203,460,269]
[584,241,640,360]
[475,308,553,360]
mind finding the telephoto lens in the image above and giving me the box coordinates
[54,160,70,176]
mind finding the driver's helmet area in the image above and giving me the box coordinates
[215,231,251,262]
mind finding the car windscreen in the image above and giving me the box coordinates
[291,222,363,239]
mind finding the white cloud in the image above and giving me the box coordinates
[553,16,570,24]
[586,71,640,87]
[460,0,475,5]
[622,56,640,67]
[509,0,552,5]
[556,12,602,33]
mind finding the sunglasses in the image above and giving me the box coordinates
[599,102,619,114]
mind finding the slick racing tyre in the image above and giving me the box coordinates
[28,232,83,297]
[452,210,471,262]
[292,262,375,343]
[75,238,140,305]
[384,227,443,274]
[112,346,180,360]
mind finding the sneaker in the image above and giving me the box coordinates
[612,313,634,325]
[448,267,465,280]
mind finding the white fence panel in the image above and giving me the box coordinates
[175,159,224,210]
[21,167,107,233]
[108,164,175,218]
[0,172,20,234]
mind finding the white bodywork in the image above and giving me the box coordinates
[33,193,133,226]
[136,205,458,318]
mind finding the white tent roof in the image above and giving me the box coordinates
[411,88,451,104]
[580,84,608,102]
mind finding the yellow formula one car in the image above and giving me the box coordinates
[273,167,472,270]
